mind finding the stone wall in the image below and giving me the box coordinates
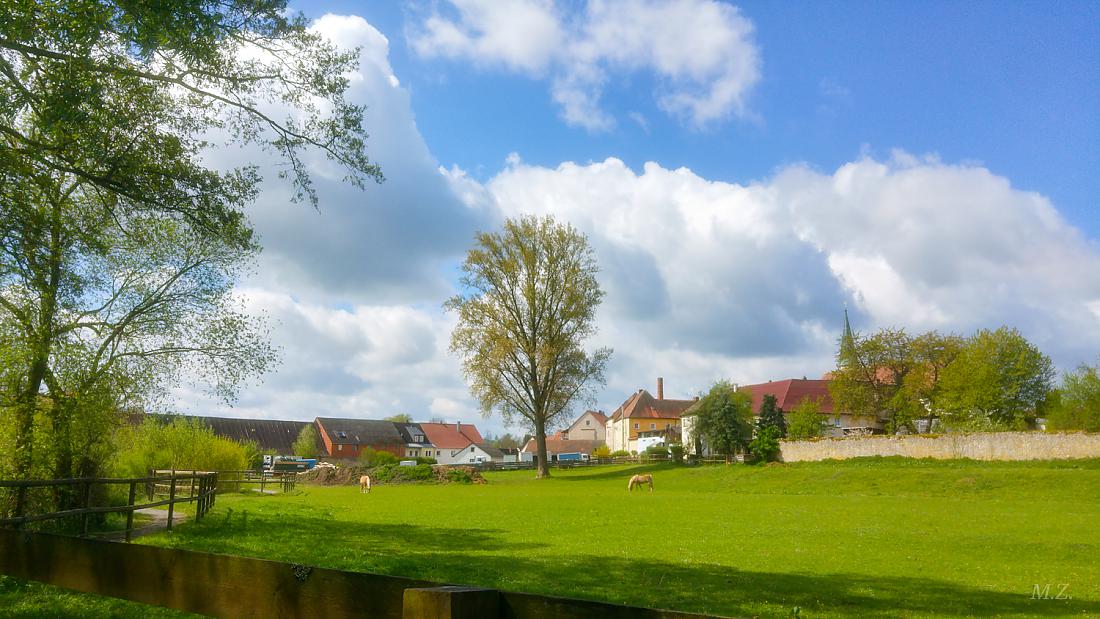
[779,431,1100,462]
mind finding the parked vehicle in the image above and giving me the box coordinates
[556,452,589,462]
[266,456,317,472]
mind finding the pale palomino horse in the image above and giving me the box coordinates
[627,474,653,492]
[359,475,372,493]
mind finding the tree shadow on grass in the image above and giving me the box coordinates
[151,506,1098,618]
[548,463,671,482]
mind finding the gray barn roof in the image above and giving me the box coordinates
[316,417,404,446]
[129,413,312,454]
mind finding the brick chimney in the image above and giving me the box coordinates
[657,377,664,400]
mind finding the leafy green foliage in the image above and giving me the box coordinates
[749,425,782,463]
[786,398,826,440]
[384,413,413,423]
[610,450,630,457]
[370,463,433,483]
[691,381,754,461]
[757,393,787,437]
[591,444,611,459]
[415,457,438,465]
[112,417,247,478]
[1047,363,1100,431]
[446,468,474,484]
[829,327,914,432]
[668,443,684,464]
[446,216,611,478]
[292,425,320,458]
[358,448,399,467]
[938,327,1055,430]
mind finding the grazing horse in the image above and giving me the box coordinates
[628,474,654,492]
[359,475,372,494]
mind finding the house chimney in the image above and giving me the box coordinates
[657,377,664,400]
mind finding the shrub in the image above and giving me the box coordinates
[787,398,826,440]
[749,426,783,463]
[591,444,611,459]
[358,447,378,466]
[372,451,399,466]
[111,417,248,480]
[416,456,438,465]
[669,443,684,464]
[446,468,473,484]
[645,443,669,456]
[371,463,433,483]
[610,449,630,457]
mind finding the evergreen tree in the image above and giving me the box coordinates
[757,393,787,437]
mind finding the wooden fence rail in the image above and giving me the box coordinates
[0,529,733,619]
[175,469,297,494]
[0,471,217,542]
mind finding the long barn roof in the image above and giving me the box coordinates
[129,413,312,454]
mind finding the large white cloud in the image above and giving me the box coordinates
[410,0,761,130]
[180,13,1100,436]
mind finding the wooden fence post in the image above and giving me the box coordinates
[80,480,92,537]
[403,586,499,619]
[125,482,137,542]
[166,472,177,532]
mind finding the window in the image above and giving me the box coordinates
[336,431,347,439]
[650,423,656,430]
[414,435,423,443]
[666,423,671,429]
[336,444,343,452]
[634,423,639,429]
[470,446,475,452]
[585,420,591,426]
[834,417,842,428]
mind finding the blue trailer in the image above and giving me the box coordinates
[555,452,589,462]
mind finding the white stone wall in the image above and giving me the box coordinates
[780,431,1100,462]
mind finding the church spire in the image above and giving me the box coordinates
[840,305,856,363]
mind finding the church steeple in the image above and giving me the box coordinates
[840,305,856,363]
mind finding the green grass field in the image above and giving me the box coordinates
[4,458,1099,618]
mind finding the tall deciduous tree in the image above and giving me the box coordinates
[0,1,380,513]
[1047,362,1100,432]
[899,331,964,432]
[292,424,320,458]
[446,216,611,478]
[786,397,826,440]
[690,381,753,462]
[938,327,1055,429]
[829,327,913,432]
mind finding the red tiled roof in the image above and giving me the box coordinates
[611,390,695,421]
[419,422,483,449]
[737,379,835,414]
[587,410,608,424]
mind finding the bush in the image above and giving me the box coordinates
[112,417,248,482]
[373,451,399,466]
[371,463,433,483]
[446,468,473,484]
[645,443,669,456]
[669,443,684,463]
[591,444,611,459]
[610,449,630,457]
[749,426,782,463]
[416,456,438,465]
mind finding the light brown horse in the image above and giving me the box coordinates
[627,474,653,492]
[359,475,372,493]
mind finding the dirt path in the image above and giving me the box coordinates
[97,508,190,542]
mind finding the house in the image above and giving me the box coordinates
[606,378,696,453]
[736,379,881,436]
[419,422,492,464]
[520,434,605,463]
[394,422,435,460]
[315,417,405,460]
[499,447,521,463]
[561,410,607,441]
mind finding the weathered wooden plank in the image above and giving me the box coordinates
[0,529,432,619]
[403,586,500,619]
[0,530,736,619]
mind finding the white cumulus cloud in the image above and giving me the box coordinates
[409,0,761,130]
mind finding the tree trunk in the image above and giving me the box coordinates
[534,419,551,479]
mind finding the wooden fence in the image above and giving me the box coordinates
[0,471,217,542]
[154,469,296,494]
[0,528,734,619]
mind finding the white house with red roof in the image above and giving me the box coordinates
[606,378,697,454]
[419,422,499,465]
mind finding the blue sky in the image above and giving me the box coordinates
[183,2,1100,434]
[306,1,1099,236]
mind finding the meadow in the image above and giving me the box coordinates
[3,458,1098,618]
